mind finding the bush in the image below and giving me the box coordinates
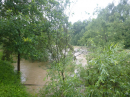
[38,54,83,97]
[79,44,130,96]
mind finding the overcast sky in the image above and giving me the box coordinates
[67,0,120,23]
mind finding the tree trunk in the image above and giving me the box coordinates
[17,29,21,73]
[61,70,65,81]
[17,53,20,73]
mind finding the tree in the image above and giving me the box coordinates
[78,0,130,48]
[0,0,33,72]
[0,0,54,72]
[69,20,89,45]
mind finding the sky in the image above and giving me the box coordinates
[67,0,120,23]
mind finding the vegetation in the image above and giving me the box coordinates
[70,0,130,49]
[39,0,130,96]
[0,59,32,97]
[0,0,71,72]
[69,20,90,46]
[0,0,130,96]
[0,0,72,96]
[79,44,130,96]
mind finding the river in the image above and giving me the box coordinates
[13,46,87,94]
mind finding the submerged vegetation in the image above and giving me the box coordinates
[0,0,130,97]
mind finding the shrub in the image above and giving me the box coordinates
[38,54,83,97]
[79,44,130,97]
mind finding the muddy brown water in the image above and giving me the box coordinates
[74,46,88,67]
[13,59,49,94]
[13,46,87,94]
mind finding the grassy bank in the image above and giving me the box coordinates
[0,50,33,97]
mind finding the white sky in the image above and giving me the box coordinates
[67,0,120,23]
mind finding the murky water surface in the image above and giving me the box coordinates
[13,60,48,93]
[74,46,87,66]
[13,46,87,93]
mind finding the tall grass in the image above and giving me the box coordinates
[0,60,33,97]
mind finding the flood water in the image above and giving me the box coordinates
[13,60,48,94]
[13,46,87,94]
[74,46,88,67]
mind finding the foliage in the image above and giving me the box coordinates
[69,20,89,46]
[0,60,32,97]
[69,0,130,48]
[38,0,130,96]
[0,0,48,58]
[39,53,82,97]
[39,42,130,97]
[0,50,2,59]
[1,0,130,96]
[38,9,81,96]
[0,0,74,96]
[78,44,130,96]
[0,0,71,72]
[0,60,19,84]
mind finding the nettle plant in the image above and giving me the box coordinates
[79,43,130,97]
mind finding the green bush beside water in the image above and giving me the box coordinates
[79,44,130,96]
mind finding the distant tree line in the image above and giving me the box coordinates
[70,0,130,48]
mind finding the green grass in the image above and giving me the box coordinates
[0,60,33,97]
